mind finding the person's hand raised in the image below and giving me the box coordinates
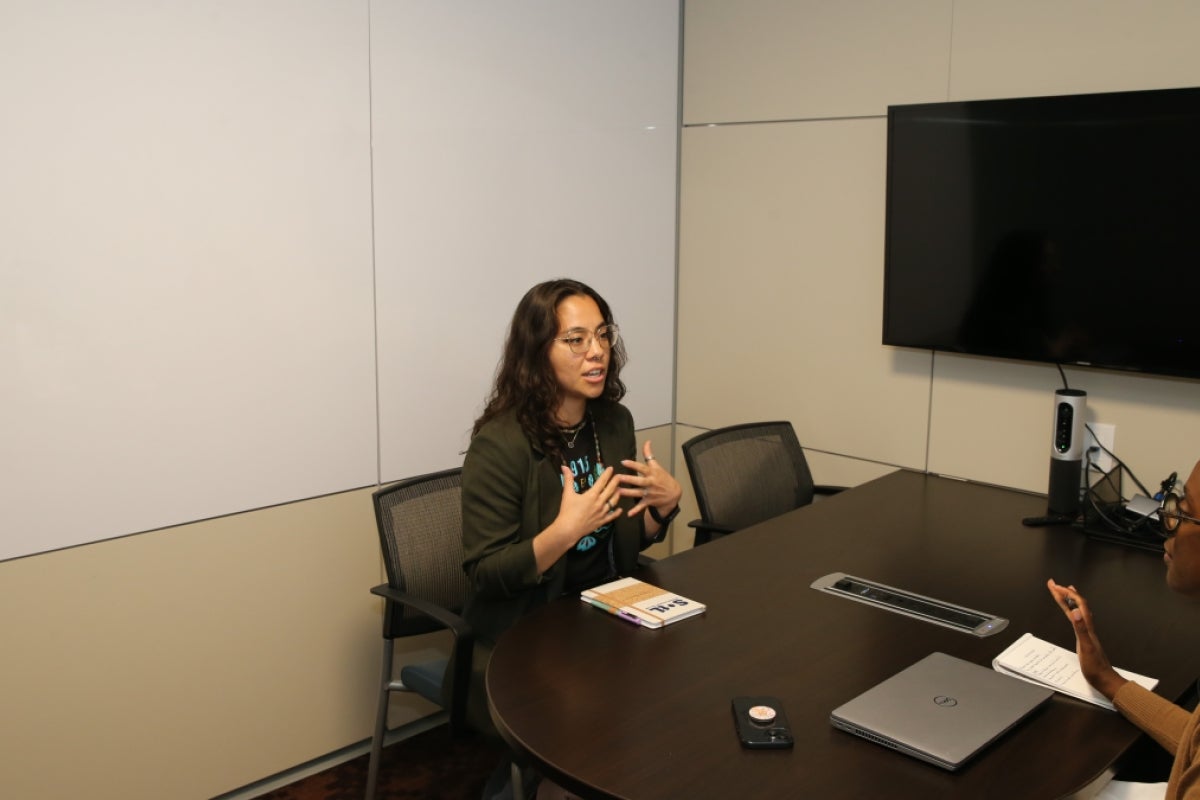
[1046,579,1128,701]
[557,464,622,543]
[617,441,682,518]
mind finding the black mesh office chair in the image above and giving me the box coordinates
[682,421,844,547]
[365,468,472,800]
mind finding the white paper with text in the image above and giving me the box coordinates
[993,632,1158,710]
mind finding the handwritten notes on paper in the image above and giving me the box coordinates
[993,633,1158,710]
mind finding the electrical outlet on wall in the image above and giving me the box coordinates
[1085,423,1116,473]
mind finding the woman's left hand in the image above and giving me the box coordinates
[618,441,682,519]
[1046,579,1127,700]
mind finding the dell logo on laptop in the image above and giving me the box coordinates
[933,695,958,707]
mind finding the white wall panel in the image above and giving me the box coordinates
[372,0,680,482]
[0,0,680,561]
[0,1,376,561]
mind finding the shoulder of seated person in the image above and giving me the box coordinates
[472,410,523,441]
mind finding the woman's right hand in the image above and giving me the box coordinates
[533,466,624,574]
[1046,579,1129,700]
[556,464,622,542]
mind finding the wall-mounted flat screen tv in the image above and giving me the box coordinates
[883,86,1200,380]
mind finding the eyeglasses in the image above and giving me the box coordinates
[1157,491,1200,537]
[554,324,619,355]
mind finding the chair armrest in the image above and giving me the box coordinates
[688,519,736,547]
[371,583,475,735]
[687,519,736,535]
[370,584,472,639]
[814,484,848,497]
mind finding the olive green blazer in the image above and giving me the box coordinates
[450,399,649,736]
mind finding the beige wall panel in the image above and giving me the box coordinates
[683,0,952,124]
[950,0,1200,100]
[925,355,1060,490]
[0,489,416,800]
[927,355,1200,495]
[1078,371,1200,490]
[678,121,931,469]
[0,424,680,800]
[638,423,681,559]
[672,423,706,553]
[804,449,899,490]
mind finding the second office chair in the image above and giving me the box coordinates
[682,421,844,547]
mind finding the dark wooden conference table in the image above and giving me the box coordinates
[486,469,1200,799]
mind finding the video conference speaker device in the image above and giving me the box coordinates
[1047,389,1087,516]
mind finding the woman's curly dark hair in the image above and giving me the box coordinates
[473,279,627,463]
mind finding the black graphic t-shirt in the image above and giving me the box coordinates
[560,415,616,593]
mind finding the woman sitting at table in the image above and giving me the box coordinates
[451,278,682,799]
[1049,458,1200,800]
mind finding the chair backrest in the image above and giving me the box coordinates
[682,421,815,531]
[372,467,468,639]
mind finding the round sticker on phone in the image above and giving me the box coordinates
[748,705,776,723]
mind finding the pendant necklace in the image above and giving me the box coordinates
[560,414,588,449]
[560,410,604,479]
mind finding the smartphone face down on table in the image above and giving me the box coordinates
[733,696,794,749]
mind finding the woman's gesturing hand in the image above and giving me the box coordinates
[617,441,682,519]
[1046,578,1129,701]
[557,464,623,542]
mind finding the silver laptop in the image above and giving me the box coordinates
[830,651,1053,771]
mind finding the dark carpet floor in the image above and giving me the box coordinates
[256,725,505,800]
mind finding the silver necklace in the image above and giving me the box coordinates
[560,411,604,472]
[560,414,588,449]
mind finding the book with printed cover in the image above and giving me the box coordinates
[580,577,706,629]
